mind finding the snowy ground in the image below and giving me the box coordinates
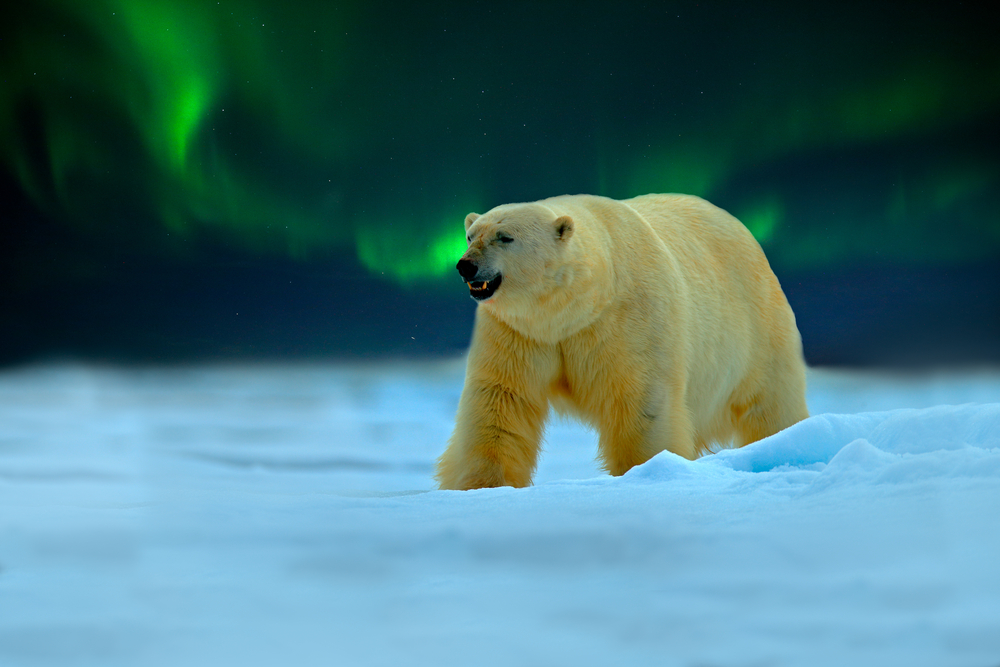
[1,360,999,667]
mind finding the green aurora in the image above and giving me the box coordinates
[2,0,999,284]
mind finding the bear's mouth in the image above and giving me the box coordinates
[467,274,502,301]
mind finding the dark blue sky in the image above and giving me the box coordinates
[1,0,998,365]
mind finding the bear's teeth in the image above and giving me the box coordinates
[481,282,488,289]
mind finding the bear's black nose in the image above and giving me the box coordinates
[456,259,478,280]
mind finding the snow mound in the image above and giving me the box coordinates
[706,403,1000,474]
[613,404,1000,504]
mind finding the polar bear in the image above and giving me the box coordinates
[436,193,809,490]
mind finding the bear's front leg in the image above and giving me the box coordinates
[436,314,556,490]
[592,364,696,475]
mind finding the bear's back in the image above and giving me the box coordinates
[623,193,775,287]
[622,194,753,248]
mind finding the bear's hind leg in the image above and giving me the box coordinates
[731,358,809,447]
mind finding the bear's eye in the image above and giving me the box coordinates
[497,234,514,244]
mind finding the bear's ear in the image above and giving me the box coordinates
[464,212,480,231]
[553,215,574,242]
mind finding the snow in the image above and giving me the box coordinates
[1,361,1000,667]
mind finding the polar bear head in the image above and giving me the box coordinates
[455,203,574,305]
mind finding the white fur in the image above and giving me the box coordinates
[437,194,809,490]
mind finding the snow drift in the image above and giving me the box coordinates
[1,363,999,667]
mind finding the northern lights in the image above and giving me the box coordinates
[1,1,998,363]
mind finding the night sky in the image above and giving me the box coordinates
[2,1,998,366]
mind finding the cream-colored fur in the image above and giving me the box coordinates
[436,193,809,490]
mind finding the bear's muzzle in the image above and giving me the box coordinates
[456,259,502,301]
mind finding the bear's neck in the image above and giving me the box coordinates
[485,271,615,344]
